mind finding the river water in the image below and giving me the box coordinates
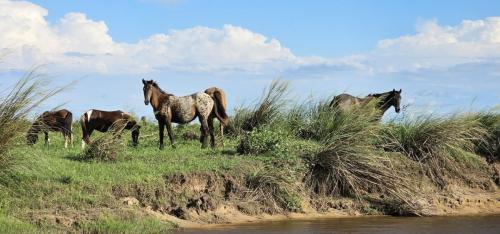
[179,215,500,234]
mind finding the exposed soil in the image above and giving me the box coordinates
[110,170,500,229]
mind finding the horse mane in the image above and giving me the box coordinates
[367,91,392,99]
[150,80,173,97]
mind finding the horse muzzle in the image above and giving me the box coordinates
[144,100,150,105]
[395,108,401,113]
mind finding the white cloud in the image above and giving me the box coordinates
[1,0,499,81]
[369,17,500,73]
[0,0,362,75]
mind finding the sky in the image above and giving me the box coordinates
[1,0,499,120]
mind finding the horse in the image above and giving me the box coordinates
[142,79,229,149]
[26,109,73,148]
[80,109,141,148]
[204,87,229,147]
[330,89,402,118]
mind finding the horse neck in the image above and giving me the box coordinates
[28,122,41,135]
[150,87,170,111]
[377,94,394,113]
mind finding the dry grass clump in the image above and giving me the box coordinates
[244,168,301,213]
[380,114,489,187]
[303,104,418,213]
[0,74,64,166]
[82,120,127,161]
[226,79,289,134]
[473,112,500,162]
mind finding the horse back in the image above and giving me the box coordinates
[38,109,73,132]
[83,109,132,132]
[163,92,213,123]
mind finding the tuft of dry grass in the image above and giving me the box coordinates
[226,79,289,134]
[473,112,500,162]
[380,114,489,187]
[244,168,301,213]
[303,103,419,214]
[82,120,128,161]
[0,73,65,167]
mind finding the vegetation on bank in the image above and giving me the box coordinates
[0,77,498,233]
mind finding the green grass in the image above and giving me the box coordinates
[81,215,174,234]
[0,121,256,232]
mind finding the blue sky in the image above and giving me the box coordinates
[1,0,499,119]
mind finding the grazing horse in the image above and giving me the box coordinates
[80,109,141,148]
[330,89,402,118]
[26,109,73,148]
[142,79,228,149]
[204,87,229,147]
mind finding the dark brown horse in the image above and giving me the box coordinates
[330,89,402,118]
[204,87,229,147]
[142,79,229,149]
[80,109,141,148]
[26,109,73,148]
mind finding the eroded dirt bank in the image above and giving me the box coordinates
[111,169,500,229]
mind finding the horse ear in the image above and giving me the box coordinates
[399,89,402,93]
[393,88,395,92]
[142,79,146,85]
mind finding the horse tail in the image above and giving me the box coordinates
[207,87,229,126]
[80,111,90,148]
[65,110,73,147]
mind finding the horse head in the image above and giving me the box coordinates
[142,79,154,105]
[391,89,402,113]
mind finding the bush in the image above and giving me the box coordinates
[380,114,488,187]
[237,127,290,155]
[82,120,127,161]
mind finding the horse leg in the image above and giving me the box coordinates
[208,117,216,148]
[64,132,68,149]
[199,116,209,149]
[158,120,165,150]
[220,123,225,148]
[82,129,93,149]
[165,120,176,148]
[44,131,49,147]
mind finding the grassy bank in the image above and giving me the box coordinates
[0,79,499,233]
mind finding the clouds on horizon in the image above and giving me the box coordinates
[0,0,364,75]
[4,0,500,78]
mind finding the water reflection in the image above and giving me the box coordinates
[179,215,500,234]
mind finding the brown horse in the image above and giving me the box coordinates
[142,79,228,149]
[204,87,229,147]
[80,109,141,148]
[26,109,73,148]
[330,89,402,118]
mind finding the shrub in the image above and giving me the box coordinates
[237,127,290,155]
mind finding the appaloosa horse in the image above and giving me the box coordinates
[142,79,228,149]
[80,109,141,148]
[330,89,402,118]
[26,109,73,148]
